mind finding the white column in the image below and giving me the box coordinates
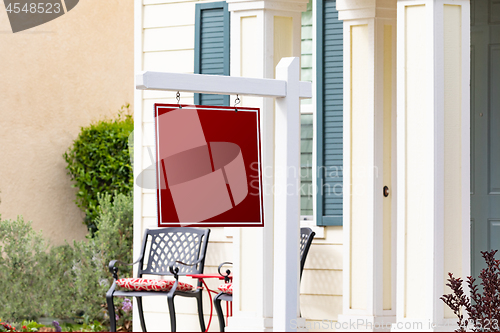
[274,57,302,331]
[225,0,308,331]
[395,0,470,330]
[336,0,398,330]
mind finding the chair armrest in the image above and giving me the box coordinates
[167,261,180,280]
[218,262,233,283]
[167,257,205,280]
[108,258,142,280]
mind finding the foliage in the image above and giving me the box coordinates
[0,192,133,328]
[113,298,133,332]
[63,105,134,233]
[17,320,45,332]
[0,320,16,332]
[0,217,50,321]
[441,250,500,332]
[70,192,134,321]
[59,320,104,332]
[93,192,134,278]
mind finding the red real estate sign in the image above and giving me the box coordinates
[154,104,264,227]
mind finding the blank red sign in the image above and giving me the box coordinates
[154,104,264,227]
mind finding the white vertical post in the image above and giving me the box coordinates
[395,0,470,329]
[336,0,397,329]
[274,57,301,331]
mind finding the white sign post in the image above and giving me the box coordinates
[136,57,311,331]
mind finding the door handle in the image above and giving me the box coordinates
[383,186,389,197]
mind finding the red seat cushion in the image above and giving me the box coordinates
[116,278,194,292]
[218,283,233,295]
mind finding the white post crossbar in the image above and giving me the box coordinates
[135,57,311,332]
[136,70,312,99]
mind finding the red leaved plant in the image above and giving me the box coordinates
[441,250,500,332]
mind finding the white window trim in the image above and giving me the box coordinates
[300,103,325,238]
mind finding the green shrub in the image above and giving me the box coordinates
[94,191,134,277]
[70,191,134,321]
[0,192,133,324]
[0,216,50,321]
[63,105,134,233]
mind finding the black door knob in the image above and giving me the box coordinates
[383,186,389,197]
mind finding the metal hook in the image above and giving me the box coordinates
[176,91,182,109]
[234,95,240,112]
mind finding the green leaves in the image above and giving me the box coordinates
[0,192,133,324]
[0,216,50,321]
[63,105,134,233]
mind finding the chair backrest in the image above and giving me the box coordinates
[137,227,210,277]
[299,227,315,280]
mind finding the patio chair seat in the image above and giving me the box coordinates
[217,283,233,295]
[214,227,315,332]
[116,278,195,292]
[106,227,211,332]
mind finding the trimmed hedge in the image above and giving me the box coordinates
[63,105,133,233]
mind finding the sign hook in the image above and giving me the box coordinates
[234,94,240,112]
[176,91,182,109]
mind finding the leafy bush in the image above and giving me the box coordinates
[0,192,133,326]
[0,216,50,321]
[70,192,134,321]
[63,105,133,233]
[441,250,500,332]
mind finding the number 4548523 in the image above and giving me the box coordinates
[5,2,62,14]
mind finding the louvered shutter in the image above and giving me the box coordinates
[316,0,343,226]
[194,2,230,106]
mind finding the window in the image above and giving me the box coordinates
[194,1,230,106]
[301,112,314,218]
[300,0,314,221]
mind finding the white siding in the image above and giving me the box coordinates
[302,227,343,327]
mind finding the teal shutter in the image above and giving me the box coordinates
[194,2,230,106]
[316,0,343,226]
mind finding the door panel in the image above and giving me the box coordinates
[489,220,500,252]
[471,0,500,278]
[488,45,500,193]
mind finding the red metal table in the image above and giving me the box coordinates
[187,273,233,332]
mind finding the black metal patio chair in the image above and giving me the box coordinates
[213,227,315,332]
[106,227,210,332]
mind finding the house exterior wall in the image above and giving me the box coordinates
[134,0,343,330]
[135,0,472,331]
[0,0,134,244]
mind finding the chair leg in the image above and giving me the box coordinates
[167,294,177,332]
[136,296,147,332]
[214,293,225,332]
[196,292,206,332]
[106,294,116,332]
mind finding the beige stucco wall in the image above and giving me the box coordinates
[0,0,134,244]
